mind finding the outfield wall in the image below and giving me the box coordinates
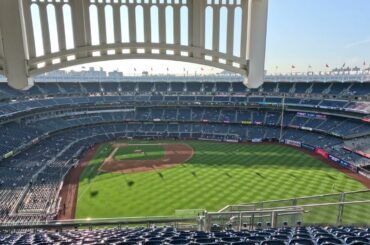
[282,139,361,176]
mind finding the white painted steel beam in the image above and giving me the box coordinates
[0,0,268,89]
[244,0,268,88]
[0,0,33,89]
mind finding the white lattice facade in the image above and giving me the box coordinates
[0,0,268,89]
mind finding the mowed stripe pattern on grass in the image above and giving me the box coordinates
[75,142,365,220]
[114,144,165,161]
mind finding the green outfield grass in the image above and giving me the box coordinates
[114,144,165,161]
[75,141,367,224]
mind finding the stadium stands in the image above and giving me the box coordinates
[1,226,370,244]
[0,77,370,226]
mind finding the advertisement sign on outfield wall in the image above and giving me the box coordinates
[315,148,329,158]
[301,143,315,151]
[225,139,239,143]
[285,139,302,147]
[296,112,327,119]
[241,121,252,124]
[252,138,262,143]
[328,154,357,172]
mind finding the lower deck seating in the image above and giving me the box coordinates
[1,226,370,244]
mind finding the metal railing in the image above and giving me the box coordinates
[218,190,370,226]
[202,207,305,232]
[0,216,198,232]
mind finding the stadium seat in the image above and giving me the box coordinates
[261,240,286,245]
[289,238,315,245]
[316,237,344,244]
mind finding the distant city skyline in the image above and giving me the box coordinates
[59,0,370,75]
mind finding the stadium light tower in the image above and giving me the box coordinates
[0,0,268,89]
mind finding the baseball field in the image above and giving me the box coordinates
[57,140,370,224]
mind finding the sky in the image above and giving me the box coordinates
[265,0,370,74]
[31,0,370,75]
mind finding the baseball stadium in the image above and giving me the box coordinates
[1,0,370,244]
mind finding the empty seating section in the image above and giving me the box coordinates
[230,96,247,103]
[328,82,351,95]
[294,83,311,93]
[215,82,231,92]
[155,82,169,93]
[81,82,101,93]
[253,111,265,123]
[178,109,191,121]
[232,83,246,93]
[265,112,280,125]
[101,82,119,93]
[1,226,370,244]
[262,82,277,92]
[203,83,215,93]
[311,83,330,94]
[278,82,293,93]
[221,110,237,122]
[349,83,370,96]
[0,83,23,99]
[304,118,325,129]
[137,82,153,93]
[60,83,82,94]
[213,96,230,102]
[237,111,252,121]
[265,97,282,103]
[171,82,185,92]
[186,82,202,92]
[38,83,61,94]
[289,116,309,127]
[121,82,136,93]
[0,81,370,102]
[320,100,348,107]
[249,97,264,103]
[285,98,301,104]
[300,99,321,105]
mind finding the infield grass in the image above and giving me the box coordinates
[114,144,165,161]
[75,141,367,224]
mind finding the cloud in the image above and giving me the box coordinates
[345,38,370,49]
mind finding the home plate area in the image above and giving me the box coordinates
[99,143,194,173]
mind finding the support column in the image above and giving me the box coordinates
[128,4,137,53]
[0,0,33,89]
[143,5,151,53]
[190,0,205,59]
[70,0,89,59]
[0,28,4,74]
[243,0,268,88]
[158,5,166,54]
[212,6,220,54]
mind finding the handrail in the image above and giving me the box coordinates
[0,216,196,230]
[235,189,370,206]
